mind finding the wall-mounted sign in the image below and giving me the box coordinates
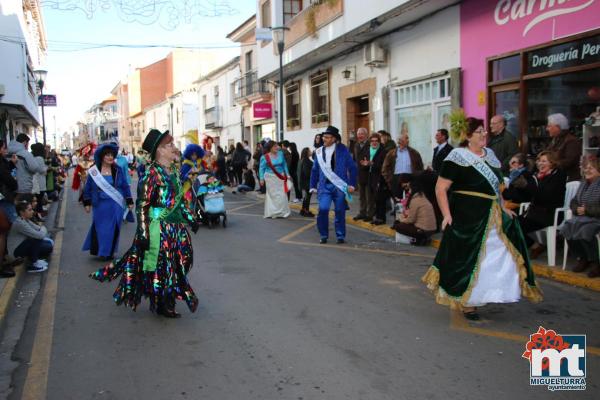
[253,102,272,119]
[38,94,57,107]
[477,91,486,106]
[494,0,597,37]
[527,34,600,74]
[255,28,272,41]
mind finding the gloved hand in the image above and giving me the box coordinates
[191,222,200,234]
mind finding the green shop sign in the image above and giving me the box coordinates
[527,34,600,75]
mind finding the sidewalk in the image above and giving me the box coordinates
[237,188,600,293]
[0,196,61,334]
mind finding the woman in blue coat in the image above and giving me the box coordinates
[82,143,134,260]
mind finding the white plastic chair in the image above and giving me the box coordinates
[531,181,580,266]
[561,209,574,270]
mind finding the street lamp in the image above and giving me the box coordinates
[34,69,48,147]
[271,26,289,143]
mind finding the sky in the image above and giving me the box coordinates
[40,0,256,145]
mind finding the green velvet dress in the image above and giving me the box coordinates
[422,148,543,309]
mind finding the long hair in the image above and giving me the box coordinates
[407,172,430,209]
[300,147,310,160]
[263,140,278,153]
[313,134,323,148]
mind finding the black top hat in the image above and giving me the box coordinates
[142,129,169,160]
[321,126,341,141]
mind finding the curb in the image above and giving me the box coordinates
[0,193,64,335]
[287,203,600,292]
[0,266,25,334]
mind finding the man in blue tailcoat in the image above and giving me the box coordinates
[310,126,357,244]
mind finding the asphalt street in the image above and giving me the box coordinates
[8,187,600,400]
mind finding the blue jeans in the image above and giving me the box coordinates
[317,183,346,240]
[0,200,16,224]
[237,184,253,192]
[14,238,53,262]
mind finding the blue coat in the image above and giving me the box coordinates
[82,165,134,257]
[310,143,357,191]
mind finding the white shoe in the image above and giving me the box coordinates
[29,261,48,273]
[292,199,300,203]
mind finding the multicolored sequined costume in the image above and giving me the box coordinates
[90,162,199,313]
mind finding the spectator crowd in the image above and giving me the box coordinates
[216,110,597,279]
[0,133,69,277]
[3,109,597,280]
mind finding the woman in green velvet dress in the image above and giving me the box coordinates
[422,118,542,320]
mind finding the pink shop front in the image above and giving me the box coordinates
[461,0,600,156]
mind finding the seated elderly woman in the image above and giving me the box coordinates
[560,158,600,278]
[502,152,536,210]
[518,151,567,259]
[392,173,437,245]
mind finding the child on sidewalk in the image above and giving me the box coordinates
[9,201,53,273]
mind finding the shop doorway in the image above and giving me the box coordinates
[347,95,370,138]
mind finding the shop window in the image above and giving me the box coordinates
[392,75,453,161]
[311,71,329,126]
[492,55,521,82]
[394,77,452,106]
[285,81,301,130]
[493,90,520,142]
[526,68,600,154]
[283,0,302,25]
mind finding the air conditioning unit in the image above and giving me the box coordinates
[363,42,386,67]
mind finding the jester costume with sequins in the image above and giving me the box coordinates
[90,162,199,313]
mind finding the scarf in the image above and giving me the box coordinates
[536,169,552,180]
[509,167,526,185]
[265,153,289,193]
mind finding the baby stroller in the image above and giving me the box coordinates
[192,173,227,228]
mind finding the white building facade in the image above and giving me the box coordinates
[169,89,200,151]
[0,0,47,142]
[196,57,242,151]
[256,0,460,162]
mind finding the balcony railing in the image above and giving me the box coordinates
[233,71,272,100]
[204,106,221,129]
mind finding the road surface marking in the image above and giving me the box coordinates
[277,221,317,242]
[228,211,307,221]
[450,309,600,356]
[228,202,263,212]
[277,222,434,259]
[21,188,68,399]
